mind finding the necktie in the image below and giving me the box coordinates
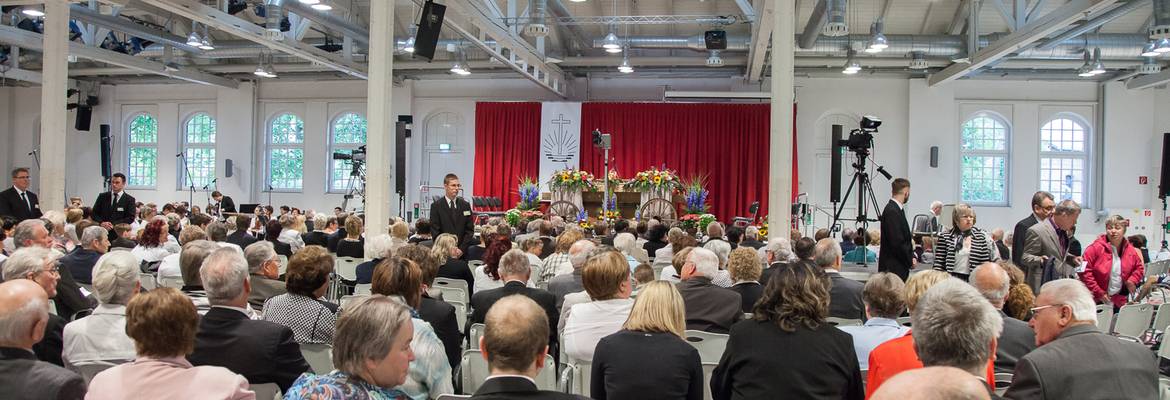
[112,193,119,207]
[19,192,29,212]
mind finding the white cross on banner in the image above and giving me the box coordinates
[538,102,582,187]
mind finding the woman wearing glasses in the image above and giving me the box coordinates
[934,203,1000,281]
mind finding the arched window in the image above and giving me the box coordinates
[1040,115,1090,204]
[959,113,1010,205]
[267,113,305,191]
[127,114,158,188]
[328,112,368,193]
[181,112,216,190]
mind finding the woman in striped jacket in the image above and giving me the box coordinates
[933,204,1000,280]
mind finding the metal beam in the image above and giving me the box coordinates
[282,1,368,46]
[1036,0,1145,49]
[929,0,1120,86]
[1025,0,1048,22]
[0,67,43,83]
[68,3,203,53]
[949,0,971,35]
[799,0,828,49]
[1126,68,1170,89]
[988,0,1018,31]
[0,24,238,88]
[141,0,367,79]
[735,0,757,23]
[747,0,775,82]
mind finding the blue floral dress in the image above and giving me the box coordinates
[284,371,410,400]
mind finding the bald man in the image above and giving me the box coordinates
[472,295,585,400]
[871,367,991,400]
[0,280,87,399]
[2,247,69,366]
[970,262,1035,374]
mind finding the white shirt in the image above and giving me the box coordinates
[62,304,136,367]
[1108,244,1123,296]
[131,245,174,264]
[563,298,635,363]
[277,228,305,253]
[659,266,681,283]
[472,265,535,293]
[156,252,182,282]
[838,317,910,370]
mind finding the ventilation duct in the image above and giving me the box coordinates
[524,0,549,38]
[264,0,284,41]
[823,0,848,37]
[1154,0,1170,39]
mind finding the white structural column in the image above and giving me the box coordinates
[39,0,67,209]
[364,0,394,238]
[768,0,794,239]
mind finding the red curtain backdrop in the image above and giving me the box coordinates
[578,102,793,222]
[472,102,541,208]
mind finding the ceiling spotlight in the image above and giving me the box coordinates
[706,50,724,67]
[298,0,321,4]
[1142,42,1161,57]
[1089,48,1105,75]
[186,32,202,47]
[602,31,621,50]
[843,49,861,74]
[402,26,417,53]
[264,64,278,78]
[450,61,471,75]
[21,7,45,17]
[1156,38,1170,54]
[866,22,888,53]
[1076,50,1094,77]
[310,3,332,10]
[823,0,848,36]
[198,27,215,50]
[618,50,633,73]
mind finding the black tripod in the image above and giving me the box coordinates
[831,135,891,269]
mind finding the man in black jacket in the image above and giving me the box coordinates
[302,217,336,248]
[815,239,864,320]
[226,215,258,249]
[471,295,585,400]
[188,248,310,392]
[1011,191,1055,267]
[92,173,137,231]
[58,226,109,285]
[878,178,915,281]
[1,245,70,366]
[429,174,475,246]
[210,191,236,219]
[0,167,41,221]
[470,249,558,355]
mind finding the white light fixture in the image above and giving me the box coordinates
[602,31,621,50]
[843,50,861,74]
[198,25,215,50]
[450,47,471,75]
[1156,38,1170,54]
[618,49,633,73]
[438,143,452,151]
[1089,48,1105,75]
[403,26,417,53]
[311,3,332,10]
[254,52,277,78]
[186,31,202,47]
[1076,50,1095,77]
[298,0,321,4]
[866,22,888,53]
[21,7,45,17]
[1142,41,1161,57]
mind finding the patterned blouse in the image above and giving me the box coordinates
[262,293,339,344]
[284,371,409,400]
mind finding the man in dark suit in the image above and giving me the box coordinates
[1021,200,1081,292]
[58,226,110,285]
[210,191,236,218]
[0,280,87,399]
[677,247,743,334]
[92,173,137,231]
[244,241,287,310]
[0,167,42,221]
[471,295,586,400]
[429,173,475,245]
[470,249,559,354]
[740,226,765,250]
[187,248,310,392]
[970,262,1035,374]
[1012,191,1055,267]
[226,215,258,249]
[3,244,69,366]
[878,178,915,281]
[1004,279,1158,400]
[815,239,865,320]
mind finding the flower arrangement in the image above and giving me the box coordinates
[575,209,588,223]
[516,177,541,211]
[504,208,545,227]
[681,175,710,215]
[679,213,702,230]
[755,217,768,238]
[624,167,680,192]
[504,209,521,227]
[520,209,544,221]
[548,168,595,192]
[598,194,620,220]
[698,213,716,232]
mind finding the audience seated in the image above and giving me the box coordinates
[703,239,734,288]
[471,249,559,354]
[177,240,220,314]
[613,233,643,271]
[187,248,310,392]
[657,229,695,278]
[262,246,338,344]
[870,367,992,400]
[356,234,395,284]
[87,288,252,399]
[325,214,347,253]
[538,229,583,287]
[284,296,414,399]
[592,281,703,400]
[838,272,909,370]
[739,226,765,250]
[912,279,1003,396]
[131,217,177,266]
[677,247,742,334]
[0,280,87,400]
[711,261,863,400]
[475,237,532,292]
[243,241,287,311]
[563,251,635,363]
[548,240,595,310]
[727,247,763,313]
[265,219,294,257]
[758,237,794,287]
[815,239,865,320]
[969,262,1035,374]
[470,295,586,400]
[395,245,462,370]
[3,246,67,366]
[157,226,208,282]
[62,251,139,368]
[277,214,306,253]
[408,218,434,247]
[432,233,474,295]
[300,214,334,248]
[58,226,108,285]
[521,238,545,272]
[642,224,669,260]
[843,231,877,264]
[793,237,817,262]
[225,215,258,250]
[110,223,137,250]
[367,257,454,399]
[1003,279,1157,399]
[1001,261,1035,321]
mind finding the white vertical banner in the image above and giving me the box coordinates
[539,102,582,188]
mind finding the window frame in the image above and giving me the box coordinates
[125,112,159,189]
[327,111,368,194]
[265,112,306,193]
[178,111,217,191]
[957,111,1012,206]
[1038,112,1092,207]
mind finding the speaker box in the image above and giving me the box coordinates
[830,124,843,203]
[395,121,407,195]
[75,106,93,131]
[99,124,112,180]
[224,159,234,178]
[1160,133,1170,199]
[930,146,939,168]
[704,30,727,50]
[414,0,446,61]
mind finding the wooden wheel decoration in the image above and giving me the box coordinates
[547,201,581,221]
[639,198,677,224]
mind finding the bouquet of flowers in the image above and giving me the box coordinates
[548,168,595,192]
[576,210,593,230]
[599,194,620,220]
[698,213,716,232]
[624,167,680,192]
[520,209,544,221]
[504,209,522,227]
[516,177,541,211]
[681,175,710,215]
[755,217,768,238]
[679,213,702,230]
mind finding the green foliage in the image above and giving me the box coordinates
[129,114,157,143]
[270,113,305,144]
[270,148,304,190]
[128,147,157,187]
[960,156,1005,203]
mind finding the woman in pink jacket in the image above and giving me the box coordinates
[1079,215,1144,309]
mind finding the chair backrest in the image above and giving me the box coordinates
[1095,303,1114,332]
[911,214,933,234]
[158,276,185,289]
[994,372,1014,387]
[702,362,718,400]
[72,360,120,384]
[1153,304,1170,333]
[450,301,468,333]
[299,342,334,374]
[436,395,472,400]
[353,283,372,296]
[468,323,486,350]
[1113,303,1155,338]
[468,260,485,270]
[250,383,281,400]
[897,316,912,327]
[339,295,368,310]
[684,330,730,363]
[334,257,362,281]
[826,317,864,327]
[138,273,158,291]
[460,349,489,394]
[434,278,470,304]
[277,255,289,276]
[839,271,873,282]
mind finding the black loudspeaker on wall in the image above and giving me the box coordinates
[75,106,93,131]
[99,124,112,180]
[930,146,939,168]
[1159,133,1170,199]
[224,159,234,178]
[413,0,446,61]
[830,124,843,203]
[395,122,407,196]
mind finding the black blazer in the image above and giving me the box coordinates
[268,239,293,257]
[437,259,475,297]
[0,187,42,221]
[994,311,1036,374]
[677,277,743,334]
[0,347,86,400]
[59,248,102,285]
[591,330,703,400]
[226,230,258,249]
[302,231,329,248]
[827,271,865,320]
[729,282,764,313]
[1012,214,1039,266]
[218,196,236,214]
[471,376,586,400]
[326,229,345,253]
[878,200,914,281]
[32,314,66,367]
[418,295,462,369]
[711,319,863,400]
[429,196,475,245]
[469,281,558,348]
[91,191,136,225]
[52,264,96,321]
[187,307,311,392]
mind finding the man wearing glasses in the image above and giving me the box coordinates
[0,168,42,221]
[1,246,65,366]
[1003,279,1156,399]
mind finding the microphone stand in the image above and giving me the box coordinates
[266,184,274,209]
[177,152,196,208]
[28,149,40,168]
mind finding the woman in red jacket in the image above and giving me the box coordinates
[1079,215,1144,309]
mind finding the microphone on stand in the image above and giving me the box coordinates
[175,152,183,157]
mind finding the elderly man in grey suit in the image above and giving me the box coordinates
[1004,279,1157,400]
[243,241,287,311]
[1020,199,1081,292]
[912,279,1002,396]
[814,238,864,320]
[0,280,87,399]
[970,262,1035,374]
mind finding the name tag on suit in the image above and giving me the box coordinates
[463,211,471,216]
[117,207,124,212]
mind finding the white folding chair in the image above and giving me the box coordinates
[434,278,470,305]
[353,283,372,296]
[1113,303,1155,339]
[1096,304,1114,333]
[250,383,281,400]
[277,255,289,276]
[994,372,1013,397]
[839,271,873,282]
[468,323,486,350]
[299,343,334,374]
[684,330,729,364]
[468,260,485,271]
[450,301,468,333]
[71,360,121,384]
[1152,304,1170,334]
[826,317,864,327]
[702,362,717,400]
[158,276,184,289]
[138,273,157,291]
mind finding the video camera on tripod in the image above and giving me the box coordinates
[830,116,894,238]
[332,145,367,176]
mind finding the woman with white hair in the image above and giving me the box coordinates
[356,234,395,284]
[703,239,734,288]
[41,210,74,252]
[62,251,140,368]
[613,233,642,272]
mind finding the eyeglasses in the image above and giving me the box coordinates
[1029,303,1065,314]
[14,176,30,180]
[37,266,60,276]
